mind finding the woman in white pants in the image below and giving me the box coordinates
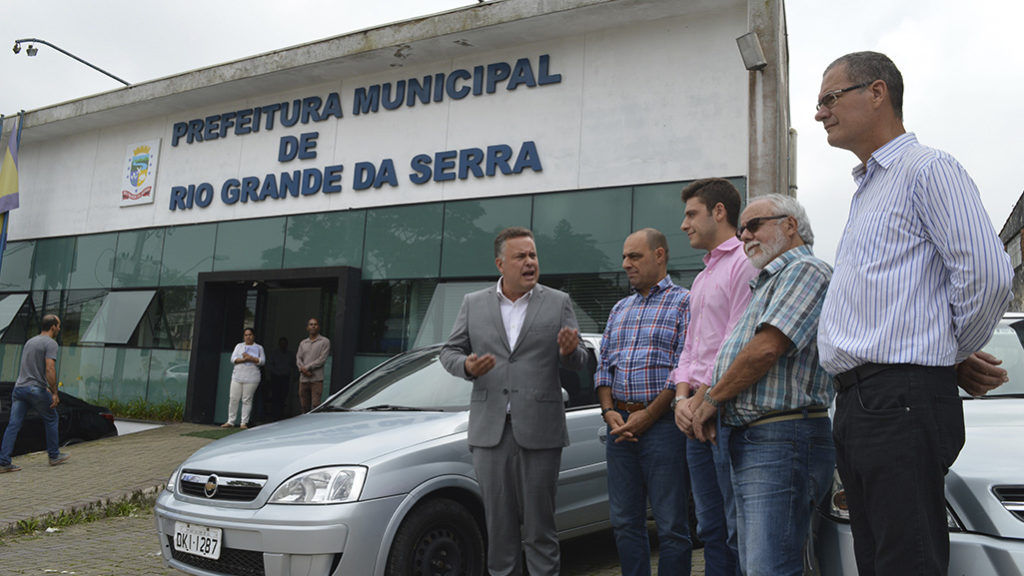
[222,328,265,429]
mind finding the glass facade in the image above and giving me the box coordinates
[0,179,742,407]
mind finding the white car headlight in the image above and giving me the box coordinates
[269,466,367,504]
[827,469,963,531]
[166,467,180,493]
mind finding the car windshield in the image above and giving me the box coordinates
[320,346,472,412]
[973,317,1024,398]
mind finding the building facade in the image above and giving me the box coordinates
[0,0,789,423]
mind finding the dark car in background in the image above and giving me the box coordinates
[0,382,118,456]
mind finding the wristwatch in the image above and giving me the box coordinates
[703,389,721,408]
[670,395,686,410]
[600,406,614,417]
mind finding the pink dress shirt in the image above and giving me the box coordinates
[670,236,758,391]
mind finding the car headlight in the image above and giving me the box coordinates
[946,507,963,531]
[269,466,367,504]
[165,467,179,493]
[826,469,963,531]
[826,470,849,521]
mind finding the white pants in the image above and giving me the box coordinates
[226,379,259,425]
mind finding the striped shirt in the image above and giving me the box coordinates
[715,245,833,427]
[818,133,1013,374]
[596,276,690,403]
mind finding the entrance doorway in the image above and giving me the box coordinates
[185,267,360,424]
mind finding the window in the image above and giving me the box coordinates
[80,291,156,345]
[363,204,443,279]
[68,233,117,289]
[533,187,631,274]
[0,294,28,339]
[441,197,532,277]
[214,217,286,272]
[284,211,365,269]
[113,229,164,288]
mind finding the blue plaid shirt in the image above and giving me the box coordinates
[714,245,834,426]
[596,276,690,403]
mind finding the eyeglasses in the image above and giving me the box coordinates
[816,82,870,111]
[736,214,788,239]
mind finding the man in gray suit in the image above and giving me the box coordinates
[441,226,588,576]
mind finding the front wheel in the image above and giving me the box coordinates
[385,497,485,576]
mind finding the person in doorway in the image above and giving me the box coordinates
[222,327,265,429]
[266,337,294,420]
[0,314,70,472]
[296,318,330,412]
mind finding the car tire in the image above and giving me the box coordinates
[385,497,485,576]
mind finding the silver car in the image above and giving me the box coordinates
[814,312,1024,574]
[154,336,610,576]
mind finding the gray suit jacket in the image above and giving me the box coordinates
[441,283,588,450]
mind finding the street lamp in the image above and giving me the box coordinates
[12,38,130,86]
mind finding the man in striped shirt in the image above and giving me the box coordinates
[597,228,692,576]
[687,194,835,576]
[815,51,1013,575]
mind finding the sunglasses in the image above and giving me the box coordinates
[736,214,788,239]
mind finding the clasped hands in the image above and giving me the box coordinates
[604,408,655,443]
[463,327,580,378]
[674,387,718,444]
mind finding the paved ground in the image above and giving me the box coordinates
[0,422,213,535]
[0,422,704,575]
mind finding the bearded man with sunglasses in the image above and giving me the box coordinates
[685,194,835,576]
[815,51,1012,575]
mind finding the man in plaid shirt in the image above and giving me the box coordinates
[683,194,835,576]
[596,228,692,576]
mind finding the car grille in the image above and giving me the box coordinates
[168,536,265,576]
[993,486,1024,522]
[179,470,268,502]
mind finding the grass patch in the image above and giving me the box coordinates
[181,428,243,440]
[0,492,155,543]
[103,397,184,422]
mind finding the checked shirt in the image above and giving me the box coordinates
[596,276,690,403]
[714,245,834,427]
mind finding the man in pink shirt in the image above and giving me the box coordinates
[672,178,757,575]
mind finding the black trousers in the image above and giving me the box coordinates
[833,364,964,576]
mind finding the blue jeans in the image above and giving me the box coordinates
[687,416,740,576]
[1,385,61,464]
[606,412,691,576]
[729,417,834,576]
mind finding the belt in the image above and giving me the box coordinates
[746,406,829,428]
[613,399,651,413]
[834,363,893,392]
[833,363,956,393]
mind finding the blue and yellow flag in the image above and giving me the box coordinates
[0,113,23,275]
[0,115,21,213]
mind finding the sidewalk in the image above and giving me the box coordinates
[0,422,218,535]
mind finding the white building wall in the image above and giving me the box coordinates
[12,3,747,241]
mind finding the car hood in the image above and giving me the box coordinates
[947,398,1024,538]
[179,411,469,474]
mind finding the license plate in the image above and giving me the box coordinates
[173,522,222,560]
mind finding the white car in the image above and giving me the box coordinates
[814,312,1024,574]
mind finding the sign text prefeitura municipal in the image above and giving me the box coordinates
[165,54,559,211]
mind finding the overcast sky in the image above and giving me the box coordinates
[1,0,1021,264]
